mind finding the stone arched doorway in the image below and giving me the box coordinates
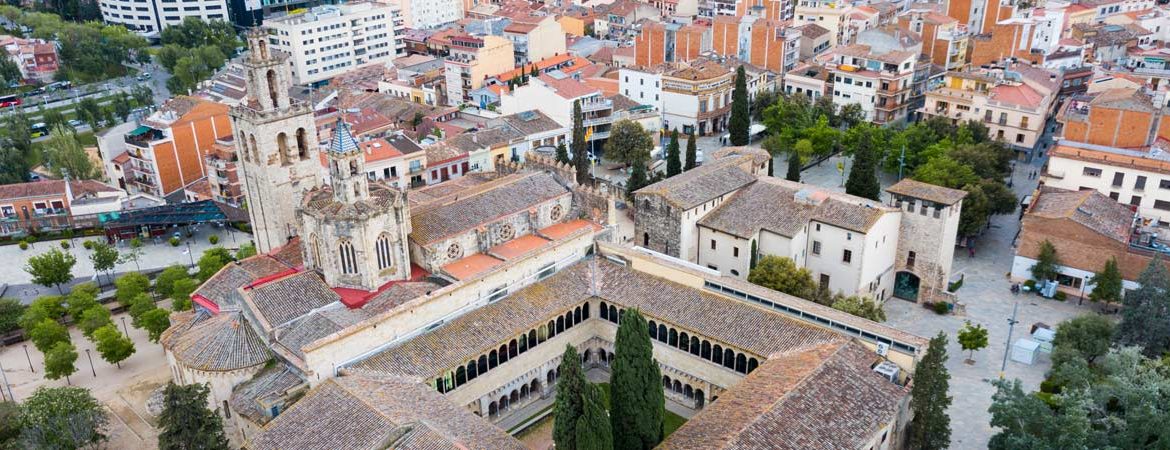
[894,271,921,302]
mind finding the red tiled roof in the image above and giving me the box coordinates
[538,219,597,240]
[489,234,550,260]
[990,83,1045,109]
[442,253,504,280]
[334,264,430,308]
[538,74,600,100]
[0,179,120,201]
[359,139,404,162]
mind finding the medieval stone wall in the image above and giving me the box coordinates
[634,193,683,257]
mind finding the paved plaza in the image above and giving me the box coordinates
[0,226,251,304]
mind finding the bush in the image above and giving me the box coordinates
[1053,291,1067,301]
[1038,378,1061,394]
[0,298,25,334]
[18,241,28,250]
[169,236,180,247]
[1024,279,1036,289]
[82,240,94,250]
[59,241,70,249]
[948,275,964,293]
[208,235,219,245]
[933,302,950,315]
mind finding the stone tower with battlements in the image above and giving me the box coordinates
[231,28,322,254]
[298,120,413,291]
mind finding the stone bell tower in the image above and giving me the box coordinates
[298,120,413,292]
[231,28,322,254]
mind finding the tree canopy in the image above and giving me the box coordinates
[957,321,989,362]
[157,382,231,450]
[554,345,587,450]
[830,295,886,322]
[1114,257,1170,357]
[747,256,816,300]
[907,332,951,450]
[728,66,750,146]
[18,386,107,449]
[24,248,76,293]
[1088,257,1123,307]
[610,309,664,449]
[604,120,653,165]
[665,129,681,177]
[92,324,134,368]
[1030,240,1061,282]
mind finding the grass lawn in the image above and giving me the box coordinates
[595,383,687,437]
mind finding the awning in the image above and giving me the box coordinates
[127,125,153,137]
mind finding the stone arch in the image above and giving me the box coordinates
[499,395,509,412]
[489,401,498,417]
[735,353,747,373]
[467,361,477,381]
[266,69,279,108]
[701,340,711,359]
[712,344,723,365]
[509,339,518,358]
[669,329,678,347]
[556,316,565,333]
[498,344,509,364]
[582,348,592,364]
[375,232,394,270]
[520,384,529,399]
[696,390,705,409]
[662,375,671,389]
[748,357,759,373]
[723,349,735,369]
[607,351,614,364]
[309,234,321,268]
[573,306,582,324]
[649,321,658,339]
[583,301,590,319]
[510,390,519,404]
[528,330,537,348]
[684,384,694,399]
[679,332,689,350]
[600,301,609,320]
[296,127,309,160]
[276,132,290,166]
[547,369,556,384]
[338,240,357,274]
[478,355,487,374]
[690,337,700,355]
[249,134,260,165]
[564,311,573,329]
[658,324,668,343]
[547,320,556,339]
[538,324,548,343]
[455,366,466,387]
[672,380,682,394]
[530,379,541,395]
[643,232,650,246]
[519,335,528,354]
[489,350,498,369]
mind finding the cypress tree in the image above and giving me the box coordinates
[158,382,230,450]
[575,383,614,450]
[666,129,681,177]
[786,151,801,182]
[844,127,881,201]
[626,160,648,201]
[554,345,587,450]
[1114,256,1170,357]
[906,332,952,450]
[573,100,589,185]
[610,309,664,450]
[728,66,750,146]
[556,141,571,165]
[684,131,697,170]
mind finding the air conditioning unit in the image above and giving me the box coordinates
[872,360,900,383]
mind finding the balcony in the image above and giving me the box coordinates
[580,99,613,112]
[124,125,164,149]
[33,208,67,217]
[583,116,613,127]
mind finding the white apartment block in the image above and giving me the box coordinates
[99,0,228,34]
[1044,140,1170,228]
[264,2,404,85]
[386,0,463,29]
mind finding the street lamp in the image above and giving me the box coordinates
[120,316,130,337]
[999,301,1020,378]
[186,240,195,269]
[85,349,96,377]
[0,358,13,401]
[23,344,33,372]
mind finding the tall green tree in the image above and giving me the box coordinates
[665,129,681,177]
[0,400,20,450]
[604,120,653,165]
[27,318,69,354]
[556,141,571,165]
[77,305,112,339]
[844,125,881,201]
[43,340,78,384]
[43,126,98,179]
[728,66,750,146]
[153,265,190,299]
[906,332,952,450]
[65,286,98,321]
[157,382,230,450]
[197,247,234,281]
[140,308,171,343]
[786,151,801,182]
[572,100,589,185]
[1030,240,1061,282]
[1114,257,1170,357]
[747,256,816,300]
[610,308,664,450]
[0,112,32,184]
[553,345,587,450]
[92,324,134,368]
[75,97,104,130]
[88,242,119,287]
[576,383,614,450]
[0,298,23,335]
[235,243,257,260]
[684,132,697,171]
[1052,315,1114,368]
[957,321,989,362]
[18,296,65,332]
[625,160,648,201]
[171,278,199,311]
[18,386,107,449]
[988,378,1090,450]
[24,248,76,294]
[1088,257,1123,309]
[119,237,144,272]
[159,17,240,58]
[114,271,150,307]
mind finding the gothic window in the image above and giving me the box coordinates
[249,134,260,165]
[296,128,309,160]
[309,234,321,268]
[446,242,463,261]
[339,240,357,274]
[494,223,515,242]
[549,204,564,222]
[376,233,393,270]
[277,132,290,166]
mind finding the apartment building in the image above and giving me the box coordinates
[795,23,831,59]
[0,180,124,236]
[500,75,616,144]
[794,0,853,47]
[898,10,969,70]
[634,21,710,67]
[444,34,515,105]
[0,36,58,82]
[264,2,404,85]
[99,0,228,35]
[109,97,233,200]
[203,136,243,206]
[710,14,801,75]
[1042,140,1170,228]
[819,29,921,124]
[1057,87,1170,148]
[921,64,1058,153]
[385,0,462,29]
[502,15,567,65]
[731,0,793,21]
[620,60,771,135]
[784,62,831,99]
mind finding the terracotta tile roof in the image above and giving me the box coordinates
[489,233,551,259]
[160,310,271,372]
[491,109,564,136]
[409,171,571,245]
[228,362,306,425]
[424,142,467,165]
[358,139,404,162]
[661,340,907,449]
[441,253,506,280]
[796,23,830,39]
[1089,88,1156,113]
[250,376,525,450]
[634,155,758,209]
[1050,141,1170,177]
[0,179,120,201]
[539,219,595,240]
[349,258,845,379]
[537,74,601,99]
[886,179,967,205]
[274,304,370,358]
[242,271,341,330]
[698,178,816,239]
[192,255,297,310]
[989,83,1046,110]
[1027,186,1135,243]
